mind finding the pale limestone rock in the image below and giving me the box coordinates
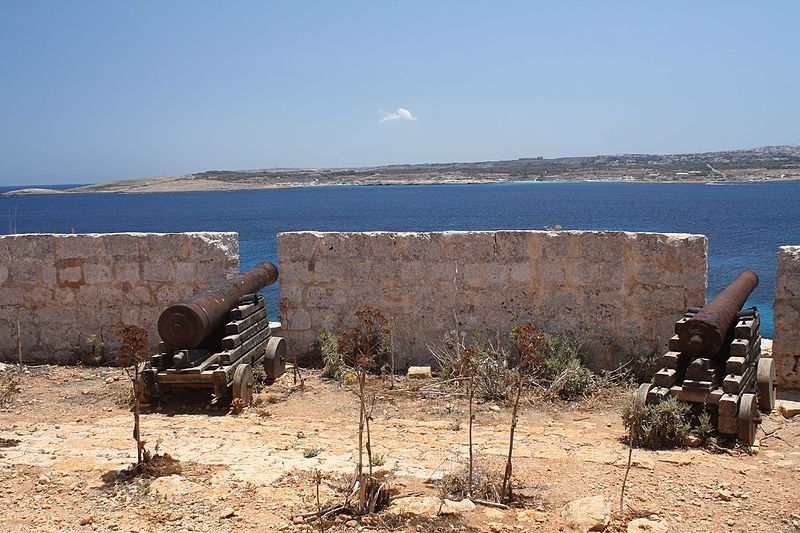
[628,517,669,533]
[516,509,548,524]
[715,489,733,501]
[483,507,505,520]
[407,366,432,379]
[387,496,441,517]
[560,495,611,531]
[148,475,208,499]
[632,458,655,470]
[779,400,800,419]
[439,498,476,515]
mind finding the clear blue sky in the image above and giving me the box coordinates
[1,1,798,185]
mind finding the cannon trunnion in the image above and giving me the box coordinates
[639,270,776,445]
[136,262,286,406]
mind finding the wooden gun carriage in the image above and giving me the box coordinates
[135,262,286,405]
[638,270,776,445]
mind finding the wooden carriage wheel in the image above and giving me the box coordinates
[232,364,255,405]
[264,336,287,381]
[756,357,776,413]
[737,393,760,445]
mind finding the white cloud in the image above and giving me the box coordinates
[380,107,416,122]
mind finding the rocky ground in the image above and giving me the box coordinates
[1,364,799,532]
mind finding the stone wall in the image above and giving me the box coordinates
[277,231,707,370]
[0,232,238,364]
[774,246,800,388]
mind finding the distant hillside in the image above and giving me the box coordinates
[5,146,800,196]
[181,145,800,186]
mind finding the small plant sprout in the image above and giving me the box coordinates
[304,447,321,459]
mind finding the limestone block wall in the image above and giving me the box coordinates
[277,231,707,370]
[774,246,800,388]
[0,232,239,364]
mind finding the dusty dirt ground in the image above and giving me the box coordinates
[1,364,799,533]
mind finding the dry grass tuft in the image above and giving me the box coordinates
[230,397,246,414]
[0,373,20,406]
[101,452,182,485]
[0,437,21,448]
[438,463,507,503]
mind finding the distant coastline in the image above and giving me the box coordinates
[6,175,800,198]
[5,144,800,197]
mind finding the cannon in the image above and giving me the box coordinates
[678,270,759,358]
[638,270,776,445]
[136,262,286,406]
[158,261,279,350]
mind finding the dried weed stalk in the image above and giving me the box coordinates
[338,307,392,514]
[501,323,544,503]
[0,372,20,406]
[279,298,305,387]
[116,324,149,465]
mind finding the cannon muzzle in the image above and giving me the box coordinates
[678,270,758,357]
[157,261,279,349]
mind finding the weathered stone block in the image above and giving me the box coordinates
[7,234,55,259]
[188,232,238,272]
[143,262,174,282]
[0,287,23,306]
[103,233,143,258]
[141,233,190,261]
[40,265,57,285]
[84,263,113,284]
[58,266,84,286]
[8,260,39,283]
[174,262,195,283]
[114,263,141,284]
[55,235,101,260]
[155,284,191,305]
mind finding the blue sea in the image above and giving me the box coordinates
[2,181,799,338]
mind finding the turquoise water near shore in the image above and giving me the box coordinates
[2,181,798,337]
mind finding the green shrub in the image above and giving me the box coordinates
[554,359,597,400]
[319,331,347,379]
[73,333,106,366]
[540,333,598,400]
[625,351,660,383]
[468,340,516,401]
[430,327,599,401]
[252,365,268,392]
[621,394,691,449]
[695,410,716,444]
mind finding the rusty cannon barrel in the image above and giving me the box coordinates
[678,270,759,357]
[158,261,278,349]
